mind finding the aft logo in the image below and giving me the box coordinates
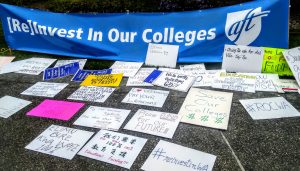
[225,7,270,45]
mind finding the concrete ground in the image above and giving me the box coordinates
[0,62,299,171]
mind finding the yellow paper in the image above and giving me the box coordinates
[80,74,123,87]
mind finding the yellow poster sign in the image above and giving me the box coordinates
[80,73,123,87]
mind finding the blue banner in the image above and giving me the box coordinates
[0,1,289,62]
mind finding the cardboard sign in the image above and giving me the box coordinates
[25,125,94,160]
[273,79,299,93]
[0,95,31,118]
[15,57,57,75]
[179,88,233,130]
[110,61,143,77]
[78,130,147,169]
[141,140,216,171]
[80,74,123,87]
[124,109,180,138]
[252,73,279,92]
[54,59,87,69]
[126,68,155,86]
[27,99,84,121]
[222,44,264,73]
[71,69,112,82]
[68,86,115,103]
[192,70,224,87]
[43,62,80,80]
[212,72,256,93]
[240,97,300,120]
[74,106,130,130]
[0,56,15,67]
[145,43,179,68]
[262,47,293,76]
[122,88,169,108]
[21,82,68,97]
[282,47,300,87]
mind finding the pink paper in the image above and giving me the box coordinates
[0,56,15,67]
[27,99,85,121]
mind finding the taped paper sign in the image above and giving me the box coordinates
[0,56,15,67]
[262,47,292,76]
[212,72,256,93]
[54,59,87,69]
[179,88,233,130]
[252,73,279,92]
[222,44,264,73]
[78,130,147,169]
[273,79,299,93]
[71,69,112,82]
[240,97,300,120]
[282,47,300,87]
[192,70,225,87]
[80,73,123,87]
[21,82,68,97]
[110,61,143,77]
[25,125,94,160]
[126,68,155,86]
[43,62,80,80]
[141,140,216,171]
[145,43,179,68]
[122,88,169,108]
[27,99,84,121]
[124,109,180,138]
[68,86,115,103]
[0,95,31,118]
[74,106,130,130]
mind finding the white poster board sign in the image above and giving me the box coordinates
[54,59,87,69]
[0,96,31,118]
[126,68,155,86]
[110,61,143,77]
[16,57,57,75]
[282,47,300,86]
[21,82,68,97]
[68,86,115,103]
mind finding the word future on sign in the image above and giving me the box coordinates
[27,99,84,121]
[240,97,300,120]
[124,109,180,138]
[126,68,155,86]
[54,59,87,69]
[110,61,143,77]
[0,95,31,118]
[142,140,216,171]
[81,73,123,87]
[25,125,94,160]
[122,88,169,108]
[145,43,179,68]
[21,82,68,97]
[0,56,15,67]
[71,69,112,82]
[43,62,80,80]
[78,130,147,169]
[179,88,233,130]
[74,106,130,130]
[252,73,279,92]
[283,47,300,87]
[222,44,264,73]
[68,86,115,103]
[212,72,256,93]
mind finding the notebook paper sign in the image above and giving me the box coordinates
[54,59,87,69]
[21,82,68,97]
[222,44,264,73]
[71,69,112,82]
[43,62,80,80]
[282,47,300,87]
[0,96,31,118]
[142,140,216,171]
[145,43,179,68]
[110,61,143,77]
[68,86,115,103]
[80,74,123,87]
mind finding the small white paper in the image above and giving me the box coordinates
[159,67,187,75]
[78,130,147,169]
[21,82,68,97]
[68,86,115,103]
[283,47,300,87]
[124,109,180,138]
[126,68,155,86]
[251,73,279,92]
[179,88,233,130]
[273,79,299,93]
[145,43,179,68]
[15,57,57,75]
[122,88,169,108]
[25,125,94,160]
[192,70,225,87]
[240,97,300,120]
[54,59,87,69]
[179,64,206,75]
[141,140,216,171]
[74,106,130,130]
[212,72,256,93]
[0,96,31,118]
[222,44,264,73]
[110,61,143,77]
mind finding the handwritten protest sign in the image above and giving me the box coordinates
[68,86,115,103]
[192,70,224,87]
[282,47,300,87]
[179,63,206,76]
[0,56,15,67]
[110,61,143,77]
[141,140,216,171]
[71,69,112,82]
[251,73,279,92]
[222,44,264,73]
[0,96,31,118]
[126,68,155,86]
[81,73,123,87]
[15,57,57,75]
[273,79,299,93]
[159,68,186,75]
[145,43,179,68]
[25,125,94,160]
[54,59,87,69]
[43,62,80,80]
[74,106,130,130]
[124,109,180,138]
[21,82,68,97]
[212,72,256,93]
[122,88,169,107]
[262,47,292,76]
[78,130,147,169]
[240,97,300,120]
[179,88,233,130]
[27,99,84,121]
